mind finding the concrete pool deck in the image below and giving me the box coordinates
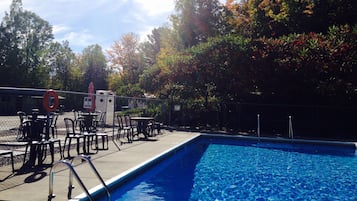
[0,130,200,201]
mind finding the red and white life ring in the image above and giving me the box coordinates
[43,90,59,112]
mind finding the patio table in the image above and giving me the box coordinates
[130,117,154,139]
[80,113,98,133]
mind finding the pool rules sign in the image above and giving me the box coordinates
[83,97,93,109]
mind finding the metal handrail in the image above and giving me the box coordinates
[71,155,110,201]
[257,114,261,138]
[48,160,94,201]
[288,116,294,139]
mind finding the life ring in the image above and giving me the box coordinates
[43,90,59,112]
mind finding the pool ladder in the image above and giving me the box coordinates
[257,114,261,138]
[288,115,294,140]
[48,155,110,201]
[257,114,294,140]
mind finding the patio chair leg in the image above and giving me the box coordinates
[67,138,72,158]
[49,142,54,164]
[58,140,63,159]
[23,144,29,164]
[10,151,14,173]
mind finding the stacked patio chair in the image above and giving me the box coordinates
[124,114,137,141]
[72,110,83,129]
[16,111,28,141]
[95,111,106,130]
[92,115,109,150]
[116,114,133,143]
[50,112,59,138]
[64,118,86,158]
[23,118,62,166]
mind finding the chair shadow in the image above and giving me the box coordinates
[14,163,50,183]
[24,170,47,183]
[134,137,158,142]
[0,172,15,182]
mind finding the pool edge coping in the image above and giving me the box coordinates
[199,133,357,148]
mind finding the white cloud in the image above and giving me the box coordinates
[133,0,175,17]
[52,24,70,34]
[130,0,175,42]
[1,0,176,53]
[56,30,95,47]
[138,25,156,42]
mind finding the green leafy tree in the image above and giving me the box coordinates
[139,26,179,94]
[81,44,108,90]
[43,41,75,90]
[172,0,230,48]
[0,22,23,86]
[68,54,85,91]
[140,28,165,66]
[0,0,53,87]
[170,35,253,103]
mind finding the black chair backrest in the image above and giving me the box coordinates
[17,111,26,124]
[73,110,82,121]
[124,114,132,127]
[98,112,106,123]
[64,118,75,136]
[50,113,59,127]
[116,115,123,129]
[23,119,43,141]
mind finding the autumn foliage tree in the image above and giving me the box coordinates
[107,33,145,96]
[4,0,355,135]
[226,0,357,37]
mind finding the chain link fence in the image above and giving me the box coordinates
[0,87,168,167]
[0,87,167,139]
[0,87,356,152]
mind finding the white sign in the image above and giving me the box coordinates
[174,104,181,111]
[83,97,92,109]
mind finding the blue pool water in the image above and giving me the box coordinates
[96,137,357,201]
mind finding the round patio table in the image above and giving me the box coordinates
[130,117,154,139]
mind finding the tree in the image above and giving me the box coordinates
[171,0,230,48]
[225,0,252,37]
[0,0,53,87]
[174,35,253,103]
[140,27,171,66]
[81,44,108,90]
[230,0,357,38]
[43,41,75,90]
[0,22,23,86]
[139,26,182,96]
[107,32,146,89]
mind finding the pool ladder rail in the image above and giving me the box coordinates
[288,115,294,140]
[48,155,110,201]
[256,114,294,140]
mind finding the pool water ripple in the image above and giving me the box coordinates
[98,138,357,201]
[189,143,357,201]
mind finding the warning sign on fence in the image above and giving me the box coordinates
[83,97,93,109]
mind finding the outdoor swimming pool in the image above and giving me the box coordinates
[86,136,357,201]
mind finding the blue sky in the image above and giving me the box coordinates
[0,0,177,53]
[0,0,227,53]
